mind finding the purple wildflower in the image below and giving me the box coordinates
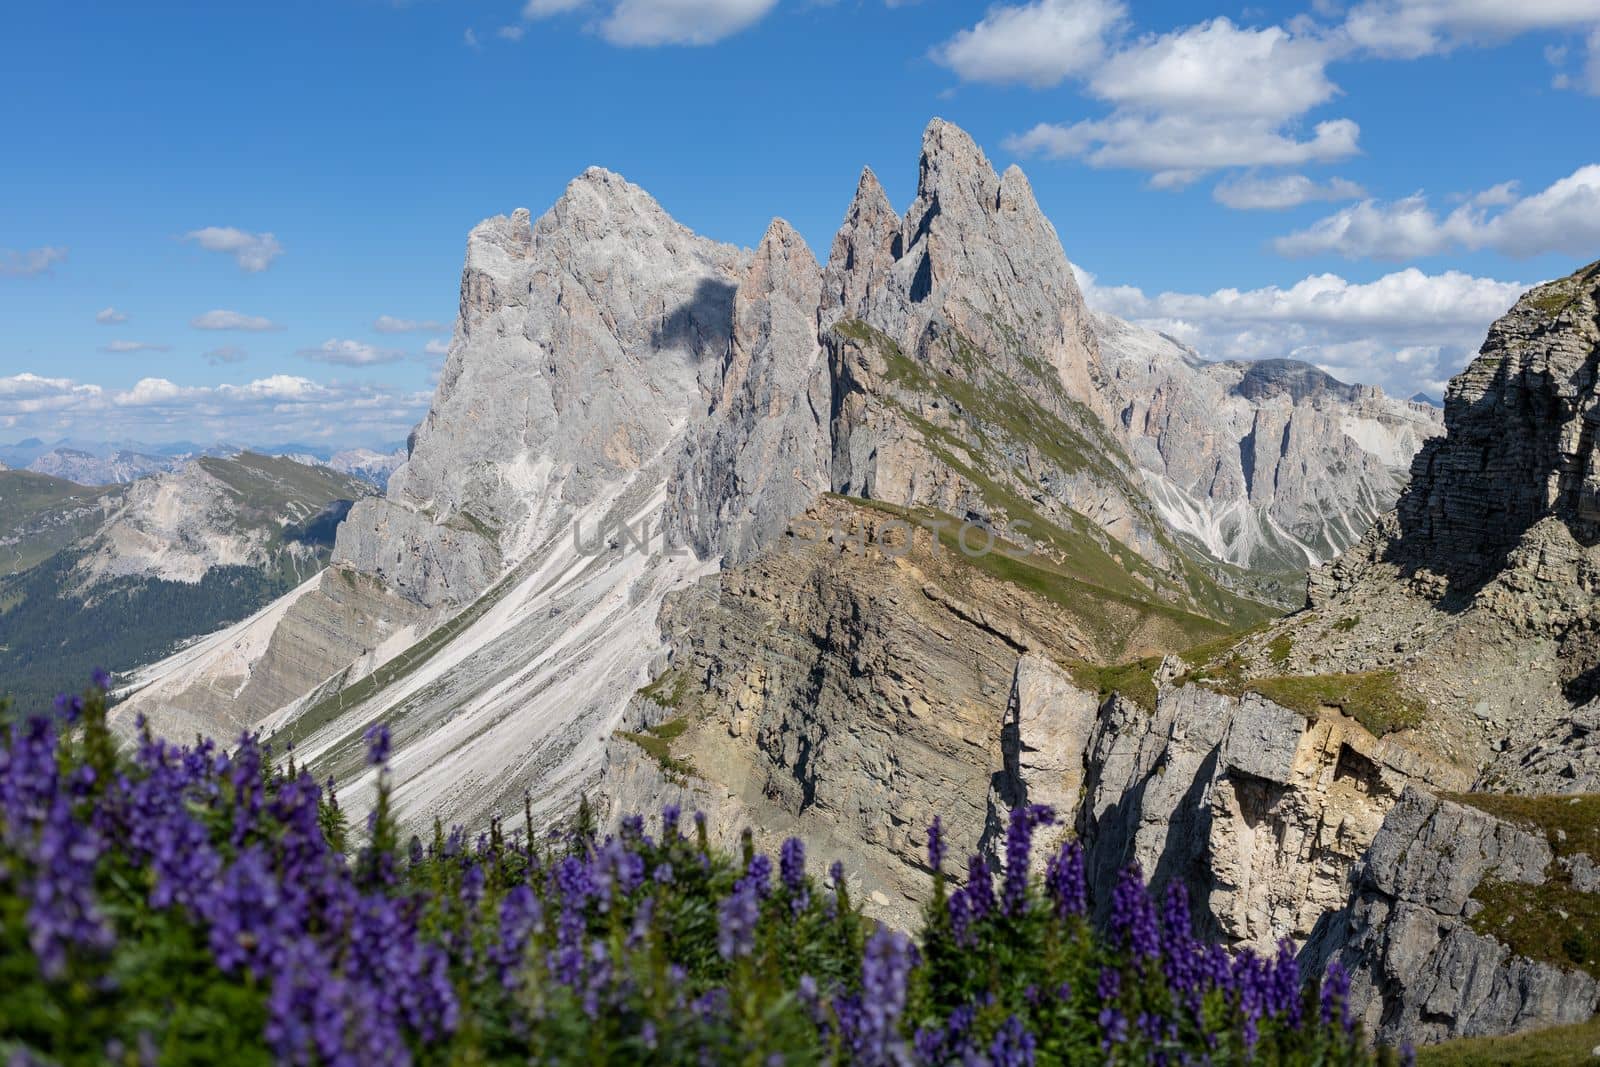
[1003,804,1054,915]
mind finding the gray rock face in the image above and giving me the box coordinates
[1094,312,1440,570]
[1492,700,1600,793]
[667,219,831,564]
[822,120,1103,411]
[1078,673,1469,951]
[1240,263,1600,785]
[341,172,748,609]
[817,124,1194,583]
[1395,262,1600,583]
[1302,788,1599,1046]
[996,654,1098,817]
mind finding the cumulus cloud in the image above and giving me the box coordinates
[298,339,405,366]
[95,307,129,324]
[184,227,284,272]
[1006,116,1359,187]
[374,315,450,334]
[423,338,451,356]
[0,371,430,446]
[1073,262,1526,397]
[1088,18,1340,120]
[984,16,1363,182]
[931,0,1126,89]
[1274,164,1600,259]
[599,0,780,46]
[191,309,281,331]
[203,346,248,365]
[100,340,172,354]
[1,246,68,278]
[1342,0,1600,59]
[1213,172,1366,210]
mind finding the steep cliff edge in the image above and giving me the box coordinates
[1302,789,1600,1046]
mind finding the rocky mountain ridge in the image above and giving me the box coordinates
[1095,313,1440,572]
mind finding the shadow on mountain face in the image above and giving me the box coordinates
[285,499,357,550]
[650,277,737,365]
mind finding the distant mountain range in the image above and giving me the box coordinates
[0,438,407,489]
[0,452,374,711]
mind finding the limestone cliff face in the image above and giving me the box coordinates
[1076,667,1466,953]
[1302,789,1599,1046]
[1393,262,1600,581]
[822,121,1103,414]
[1095,313,1440,571]
[818,122,1180,578]
[340,172,747,609]
[666,219,831,565]
[625,497,1101,926]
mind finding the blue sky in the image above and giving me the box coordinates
[2,0,1598,448]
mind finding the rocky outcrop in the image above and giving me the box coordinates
[1393,262,1600,583]
[992,654,1096,863]
[1490,699,1600,794]
[629,497,1101,927]
[1301,788,1600,1046]
[1095,313,1440,571]
[1078,669,1468,952]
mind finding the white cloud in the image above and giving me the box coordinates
[1074,262,1526,397]
[1006,115,1359,186]
[184,227,283,272]
[204,346,248,365]
[423,338,451,356]
[985,15,1365,182]
[1274,164,1600,259]
[95,306,129,324]
[191,309,281,331]
[524,0,587,14]
[298,339,405,366]
[0,371,430,446]
[599,0,780,46]
[0,246,68,278]
[1342,0,1600,59]
[1553,27,1600,94]
[498,24,527,40]
[464,27,482,48]
[100,340,172,354]
[1213,172,1366,209]
[1089,19,1340,120]
[374,315,450,334]
[932,0,1126,89]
